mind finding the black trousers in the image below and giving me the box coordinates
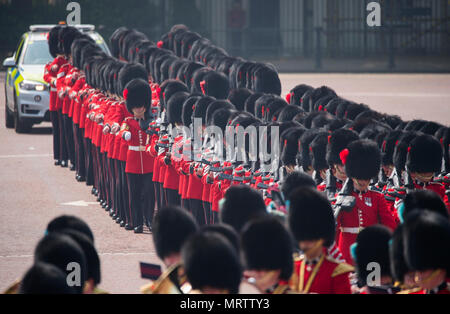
[165,188,181,206]
[159,183,167,208]
[73,124,86,178]
[62,114,75,167]
[127,173,155,228]
[190,199,206,226]
[119,161,129,225]
[50,111,60,161]
[210,211,219,225]
[57,111,68,162]
[84,137,94,186]
[181,198,190,213]
[154,181,161,211]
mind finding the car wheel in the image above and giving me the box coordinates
[4,87,14,129]
[14,94,32,134]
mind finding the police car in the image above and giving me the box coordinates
[3,24,110,133]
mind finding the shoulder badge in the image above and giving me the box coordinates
[331,262,355,278]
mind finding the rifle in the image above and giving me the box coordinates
[325,169,337,202]
[333,179,356,219]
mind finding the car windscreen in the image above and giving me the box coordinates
[22,40,53,65]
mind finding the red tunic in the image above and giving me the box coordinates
[44,56,67,112]
[186,163,204,201]
[163,136,183,190]
[71,78,86,125]
[290,250,354,294]
[337,190,398,265]
[119,117,154,174]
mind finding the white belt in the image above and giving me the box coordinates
[340,227,364,234]
[57,72,65,79]
[129,146,146,152]
[51,87,57,92]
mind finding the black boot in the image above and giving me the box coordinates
[61,160,68,168]
[125,224,133,231]
[134,225,143,234]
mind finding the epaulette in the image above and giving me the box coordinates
[397,287,423,294]
[293,253,304,263]
[328,257,354,278]
[368,187,384,196]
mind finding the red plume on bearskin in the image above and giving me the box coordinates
[340,148,349,165]
[285,93,292,104]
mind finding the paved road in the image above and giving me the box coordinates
[0,73,449,294]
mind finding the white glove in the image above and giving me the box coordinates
[123,131,131,142]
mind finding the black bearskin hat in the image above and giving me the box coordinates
[153,206,198,261]
[201,71,230,99]
[228,88,253,111]
[205,100,235,127]
[167,92,190,125]
[182,95,201,127]
[212,108,237,134]
[344,139,381,180]
[354,225,393,287]
[393,132,420,174]
[389,224,410,284]
[192,96,216,124]
[381,130,404,166]
[58,229,101,285]
[281,171,316,201]
[61,26,81,56]
[123,79,151,114]
[201,224,240,253]
[406,134,443,174]
[220,185,267,233]
[254,66,282,96]
[48,25,64,58]
[34,233,87,294]
[118,63,148,96]
[311,132,329,172]
[241,217,294,281]
[181,232,242,294]
[403,210,450,274]
[288,187,335,247]
[402,190,449,220]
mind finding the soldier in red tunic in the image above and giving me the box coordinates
[406,134,450,210]
[288,187,354,294]
[336,140,397,265]
[165,91,190,206]
[119,79,155,233]
[44,26,65,166]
